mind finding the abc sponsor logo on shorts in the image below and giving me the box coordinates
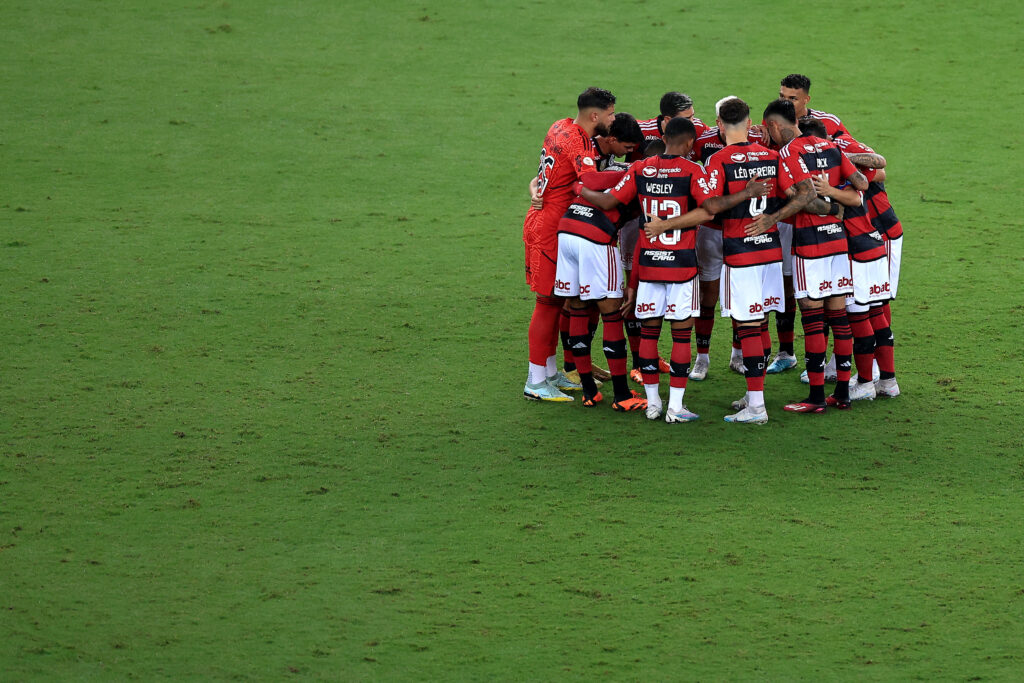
[869,282,891,295]
[747,297,780,314]
[666,304,676,314]
[837,276,853,288]
[637,302,658,313]
[818,280,833,292]
[579,284,591,295]
[555,279,571,291]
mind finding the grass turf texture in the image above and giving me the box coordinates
[1,0,1022,678]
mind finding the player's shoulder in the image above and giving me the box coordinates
[808,108,843,125]
[834,136,873,153]
[696,126,720,141]
[637,117,660,131]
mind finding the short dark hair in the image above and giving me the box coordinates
[780,73,811,92]
[798,116,828,138]
[659,91,693,117]
[662,116,696,142]
[763,98,797,125]
[608,113,643,145]
[643,139,666,157]
[717,97,750,126]
[578,87,616,111]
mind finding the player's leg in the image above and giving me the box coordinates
[525,236,573,401]
[595,297,634,405]
[847,300,877,401]
[634,281,665,417]
[573,241,624,405]
[691,225,722,381]
[768,222,798,373]
[664,278,700,423]
[784,255,827,413]
[722,263,778,424]
[824,295,853,408]
[618,219,644,383]
[871,303,899,396]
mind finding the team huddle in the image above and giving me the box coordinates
[521,75,902,424]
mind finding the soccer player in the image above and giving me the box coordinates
[755,99,868,413]
[522,87,616,401]
[581,118,712,423]
[632,92,708,158]
[692,97,786,424]
[759,74,852,374]
[554,169,646,410]
[776,73,851,139]
[835,139,902,399]
[689,96,770,382]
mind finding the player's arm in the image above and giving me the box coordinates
[810,175,862,207]
[839,152,869,191]
[528,176,543,209]
[700,175,770,215]
[643,206,714,238]
[845,151,886,169]
[746,178,817,236]
[577,185,621,211]
[873,168,887,182]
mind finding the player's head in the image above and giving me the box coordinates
[603,113,644,155]
[762,98,797,145]
[717,97,750,131]
[642,139,666,158]
[662,116,697,156]
[577,87,616,136]
[659,91,695,121]
[779,73,811,117]
[798,115,828,139]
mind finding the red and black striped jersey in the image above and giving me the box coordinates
[557,170,628,245]
[628,115,708,162]
[865,181,903,240]
[807,108,850,140]
[691,127,766,165]
[833,136,880,181]
[837,185,886,262]
[611,155,705,285]
[778,135,860,259]
[697,142,785,267]
[526,118,599,231]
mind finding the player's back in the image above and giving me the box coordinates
[693,127,765,165]
[616,154,704,283]
[705,143,784,266]
[557,170,628,245]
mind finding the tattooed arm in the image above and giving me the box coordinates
[744,178,817,236]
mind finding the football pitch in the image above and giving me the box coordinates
[2,0,1022,678]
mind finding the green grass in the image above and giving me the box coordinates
[2,0,1022,678]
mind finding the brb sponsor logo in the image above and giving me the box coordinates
[837,276,853,288]
[579,284,591,295]
[555,279,571,292]
[636,302,658,314]
[869,282,891,295]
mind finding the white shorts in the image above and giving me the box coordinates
[887,235,902,298]
[618,218,640,271]
[635,278,699,321]
[720,262,786,322]
[793,254,853,300]
[554,233,623,301]
[777,222,794,276]
[696,225,723,282]
[849,257,892,306]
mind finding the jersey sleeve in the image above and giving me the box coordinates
[569,137,598,180]
[778,149,809,193]
[838,149,859,180]
[609,163,639,205]
[693,157,723,206]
